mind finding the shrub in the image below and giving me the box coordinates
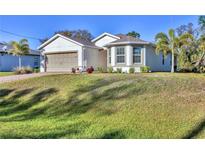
[14,66,33,74]
[197,66,205,73]
[97,67,104,73]
[97,67,107,73]
[71,68,76,73]
[90,66,94,72]
[86,66,94,74]
[33,68,40,73]
[129,67,135,74]
[107,67,113,73]
[177,67,193,73]
[140,66,151,73]
[116,68,122,73]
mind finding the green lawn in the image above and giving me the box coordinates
[0,72,14,77]
[0,73,205,139]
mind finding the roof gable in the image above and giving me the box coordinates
[91,32,120,43]
[38,34,84,50]
[38,34,100,50]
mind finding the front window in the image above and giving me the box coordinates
[34,57,39,67]
[133,47,141,64]
[116,47,125,63]
[108,49,111,64]
[162,55,165,65]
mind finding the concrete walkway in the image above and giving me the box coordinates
[0,73,56,84]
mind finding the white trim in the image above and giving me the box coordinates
[111,47,115,66]
[106,41,150,46]
[144,45,146,65]
[44,50,78,54]
[38,34,84,50]
[91,32,120,42]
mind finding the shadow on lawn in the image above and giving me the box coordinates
[1,78,146,115]
[100,130,126,139]
[0,88,58,118]
[0,78,146,138]
[0,121,88,139]
[47,78,144,118]
[0,88,15,97]
[0,78,146,121]
[182,118,205,139]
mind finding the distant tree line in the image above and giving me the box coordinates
[40,29,94,43]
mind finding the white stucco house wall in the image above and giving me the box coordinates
[38,33,171,73]
[0,42,40,72]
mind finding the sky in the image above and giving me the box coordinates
[0,15,199,49]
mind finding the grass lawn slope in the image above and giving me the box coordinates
[0,73,205,139]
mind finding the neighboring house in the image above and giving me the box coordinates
[0,42,40,72]
[38,32,171,73]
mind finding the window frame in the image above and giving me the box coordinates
[116,46,125,64]
[162,54,165,65]
[34,56,39,67]
[133,47,142,64]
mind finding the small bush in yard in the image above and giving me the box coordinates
[129,67,135,74]
[33,68,40,73]
[197,66,205,73]
[97,67,107,73]
[90,66,94,72]
[71,68,76,73]
[97,67,103,73]
[86,66,94,74]
[14,66,33,74]
[116,68,122,73]
[140,66,151,73]
[107,67,113,73]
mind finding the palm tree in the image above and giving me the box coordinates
[155,29,178,73]
[177,33,195,70]
[196,35,205,67]
[198,16,205,33]
[9,39,30,68]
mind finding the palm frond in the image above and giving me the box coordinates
[155,32,169,42]
[168,29,175,41]
[8,39,30,56]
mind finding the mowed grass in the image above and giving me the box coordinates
[0,73,205,139]
[0,72,14,77]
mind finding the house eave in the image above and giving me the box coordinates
[104,41,150,47]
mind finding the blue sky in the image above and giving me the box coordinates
[0,15,199,49]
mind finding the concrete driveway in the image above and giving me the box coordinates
[0,73,56,84]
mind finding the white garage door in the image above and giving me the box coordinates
[46,52,78,72]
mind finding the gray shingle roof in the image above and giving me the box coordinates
[0,42,40,56]
[105,34,150,46]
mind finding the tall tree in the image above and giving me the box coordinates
[177,33,195,70]
[127,31,140,38]
[195,35,205,69]
[155,29,179,73]
[40,29,94,43]
[176,22,198,38]
[9,39,30,68]
[198,16,205,33]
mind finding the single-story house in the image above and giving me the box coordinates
[0,42,40,72]
[38,32,171,73]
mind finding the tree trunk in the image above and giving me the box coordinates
[19,56,22,68]
[171,48,175,73]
